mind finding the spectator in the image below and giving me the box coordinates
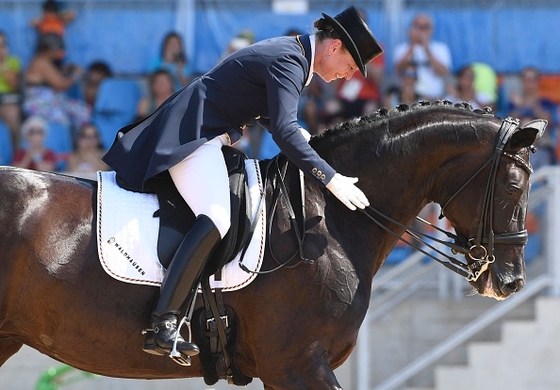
[393,14,452,99]
[12,116,56,171]
[30,0,77,66]
[23,33,91,134]
[383,63,420,108]
[136,69,175,120]
[30,0,76,37]
[0,31,22,150]
[507,66,558,168]
[445,65,488,109]
[220,29,255,61]
[65,123,108,178]
[82,60,113,108]
[237,28,255,45]
[149,32,191,91]
[284,28,303,37]
[472,62,498,108]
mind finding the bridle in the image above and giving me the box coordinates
[240,117,532,281]
[360,117,532,282]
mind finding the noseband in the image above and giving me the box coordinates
[361,117,532,282]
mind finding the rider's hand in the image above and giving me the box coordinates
[326,173,370,211]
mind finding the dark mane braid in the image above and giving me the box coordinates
[310,100,499,155]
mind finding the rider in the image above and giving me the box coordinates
[102,6,382,362]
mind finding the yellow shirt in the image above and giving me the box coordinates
[0,56,20,94]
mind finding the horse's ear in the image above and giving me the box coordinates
[506,119,548,152]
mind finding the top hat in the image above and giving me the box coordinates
[321,6,383,77]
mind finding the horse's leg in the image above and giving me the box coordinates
[0,337,23,366]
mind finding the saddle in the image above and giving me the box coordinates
[116,146,254,385]
[116,146,252,273]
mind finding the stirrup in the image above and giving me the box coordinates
[169,315,194,366]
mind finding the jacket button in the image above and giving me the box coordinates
[320,174,326,180]
[312,167,318,174]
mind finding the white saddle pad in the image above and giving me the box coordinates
[96,159,266,291]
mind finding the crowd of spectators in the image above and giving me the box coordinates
[0,2,558,180]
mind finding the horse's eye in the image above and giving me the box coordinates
[506,185,519,196]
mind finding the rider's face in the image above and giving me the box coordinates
[315,39,359,82]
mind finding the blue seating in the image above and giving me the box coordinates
[44,122,73,171]
[92,78,141,149]
[0,120,13,165]
[66,82,84,101]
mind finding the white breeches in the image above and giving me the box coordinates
[169,134,231,239]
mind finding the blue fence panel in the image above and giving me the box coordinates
[1,2,560,77]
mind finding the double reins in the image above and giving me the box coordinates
[360,117,531,282]
[239,156,311,275]
[240,117,532,281]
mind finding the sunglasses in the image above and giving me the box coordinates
[400,70,417,78]
[80,133,99,139]
[414,23,432,30]
[28,127,45,135]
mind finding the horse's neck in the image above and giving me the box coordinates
[313,118,491,269]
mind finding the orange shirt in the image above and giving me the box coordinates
[37,14,65,36]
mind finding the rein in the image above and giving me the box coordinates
[240,118,531,281]
[360,117,530,282]
[239,156,310,275]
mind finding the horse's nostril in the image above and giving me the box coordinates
[503,278,525,293]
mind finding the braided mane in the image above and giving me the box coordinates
[310,100,498,148]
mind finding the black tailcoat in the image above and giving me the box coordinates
[103,35,336,192]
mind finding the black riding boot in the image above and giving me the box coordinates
[142,214,221,363]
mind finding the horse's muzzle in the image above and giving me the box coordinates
[474,270,525,300]
[500,276,525,295]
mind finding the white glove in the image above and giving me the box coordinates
[326,173,370,211]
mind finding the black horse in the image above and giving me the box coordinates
[0,102,546,389]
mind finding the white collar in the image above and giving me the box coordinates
[306,35,315,86]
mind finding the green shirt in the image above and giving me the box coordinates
[0,56,21,94]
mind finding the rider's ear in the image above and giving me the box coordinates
[506,119,548,152]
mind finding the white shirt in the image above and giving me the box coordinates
[393,41,452,99]
[306,34,316,86]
